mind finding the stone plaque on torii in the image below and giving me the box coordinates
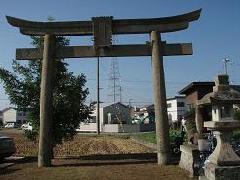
[6,9,201,167]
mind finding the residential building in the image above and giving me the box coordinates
[132,98,187,124]
[78,102,155,133]
[132,104,155,124]
[179,81,240,111]
[78,102,131,132]
[167,96,186,123]
[179,82,215,110]
[1,107,27,125]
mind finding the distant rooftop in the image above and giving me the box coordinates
[179,82,215,94]
[167,96,185,101]
[178,81,240,95]
[1,107,14,113]
[98,102,128,108]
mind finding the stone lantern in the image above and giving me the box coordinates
[197,75,240,180]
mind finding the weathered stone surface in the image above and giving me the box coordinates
[205,162,240,180]
[38,34,56,167]
[179,144,200,176]
[151,31,170,165]
[206,131,240,166]
[204,121,240,130]
[16,43,193,60]
[6,9,201,36]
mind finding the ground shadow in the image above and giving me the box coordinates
[5,156,37,164]
[53,153,157,167]
[0,168,21,175]
[59,153,157,160]
[1,153,180,169]
[53,159,157,167]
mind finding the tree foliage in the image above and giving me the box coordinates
[0,36,89,144]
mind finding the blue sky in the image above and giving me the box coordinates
[0,0,239,109]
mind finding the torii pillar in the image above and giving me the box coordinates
[38,34,56,167]
[151,31,170,164]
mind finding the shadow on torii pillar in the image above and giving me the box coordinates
[6,9,201,167]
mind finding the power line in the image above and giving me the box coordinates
[108,36,122,102]
[108,57,121,102]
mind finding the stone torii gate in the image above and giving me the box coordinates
[6,9,201,167]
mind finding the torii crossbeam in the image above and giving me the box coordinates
[7,9,201,167]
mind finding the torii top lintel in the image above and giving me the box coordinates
[6,9,201,36]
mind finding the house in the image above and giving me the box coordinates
[179,81,240,111]
[179,82,215,110]
[78,102,155,133]
[132,104,155,124]
[1,107,27,125]
[78,102,131,132]
[133,97,187,124]
[167,96,186,123]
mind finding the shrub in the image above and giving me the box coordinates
[169,129,186,144]
[24,130,38,141]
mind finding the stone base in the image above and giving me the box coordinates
[179,144,200,176]
[199,176,208,180]
[204,162,240,180]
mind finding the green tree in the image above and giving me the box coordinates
[0,36,89,145]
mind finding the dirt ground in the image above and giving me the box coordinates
[0,129,153,156]
[0,158,194,180]
[0,129,195,179]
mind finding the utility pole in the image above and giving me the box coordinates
[96,56,100,134]
[223,58,231,75]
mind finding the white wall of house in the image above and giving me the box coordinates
[78,122,97,132]
[2,108,17,124]
[167,97,186,123]
[2,108,27,125]
[103,124,155,133]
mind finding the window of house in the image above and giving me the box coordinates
[186,104,193,110]
[177,102,185,107]
[167,103,172,108]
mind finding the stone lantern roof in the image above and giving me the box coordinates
[197,74,240,106]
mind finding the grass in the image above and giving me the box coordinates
[132,132,156,144]
[131,130,185,144]
[0,158,195,180]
